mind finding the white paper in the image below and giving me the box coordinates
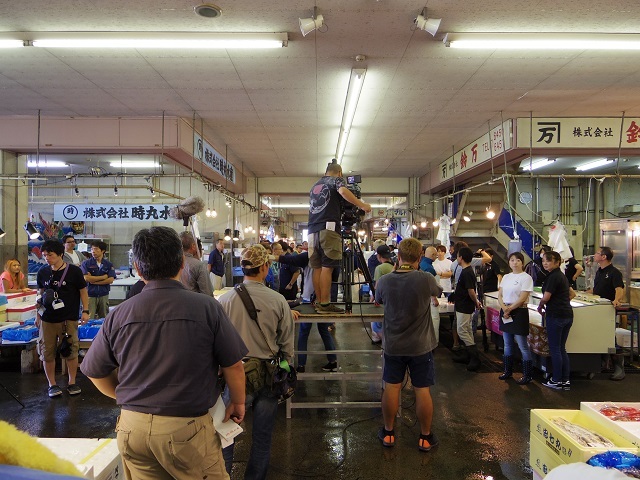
[209,397,243,443]
[326,221,336,231]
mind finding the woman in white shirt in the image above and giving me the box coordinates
[497,251,534,384]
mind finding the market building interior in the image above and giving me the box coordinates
[2,2,640,480]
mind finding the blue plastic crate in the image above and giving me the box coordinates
[78,319,103,340]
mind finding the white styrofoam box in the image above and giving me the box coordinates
[7,304,37,323]
[615,328,638,348]
[532,470,543,480]
[580,402,640,448]
[1,291,37,306]
[37,437,122,480]
[530,409,639,464]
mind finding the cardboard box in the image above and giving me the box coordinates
[580,402,640,448]
[37,437,122,480]
[530,436,564,478]
[7,304,37,323]
[530,409,639,463]
[615,328,638,348]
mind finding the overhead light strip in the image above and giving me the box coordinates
[444,33,640,50]
[27,160,68,168]
[521,158,554,171]
[575,158,614,171]
[110,161,160,168]
[0,32,288,49]
[335,68,367,164]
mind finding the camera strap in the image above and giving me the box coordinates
[49,264,70,293]
[234,283,278,359]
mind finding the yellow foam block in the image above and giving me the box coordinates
[530,436,565,478]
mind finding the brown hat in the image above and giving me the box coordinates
[241,244,270,268]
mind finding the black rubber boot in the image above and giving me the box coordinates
[452,347,470,363]
[466,345,480,372]
[516,360,533,385]
[498,355,513,380]
[610,355,626,381]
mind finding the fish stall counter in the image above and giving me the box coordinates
[484,291,616,377]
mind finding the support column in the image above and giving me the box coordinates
[0,151,29,266]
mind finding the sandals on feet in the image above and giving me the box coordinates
[378,427,395,447]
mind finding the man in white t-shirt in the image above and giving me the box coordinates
[62,235,82,266]
[433,245,453,293]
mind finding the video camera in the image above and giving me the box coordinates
[341,174,365,233]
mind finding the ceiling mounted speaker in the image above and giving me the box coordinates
[194,4,222,18]
[415,14,441,37]
[299,14,324,36]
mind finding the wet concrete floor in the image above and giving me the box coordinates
[0,319,637,480]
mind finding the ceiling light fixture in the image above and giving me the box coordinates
[414,8,441,37]
[443,32,640,50]
[110,161,160,168]
[576,158,614,171]
[486,207,496,220]
[13,32,288,49]
[232,230,240,241]
[24,222,40,240]
[0,39,24,48]
[420,220,427,228]
[450,218,456,224]
[299,7,325,37]
[27,160,68,168]
[432,219,439,227]
[224,228,232,241]
[522,158,555,171]
[335,67,367,164]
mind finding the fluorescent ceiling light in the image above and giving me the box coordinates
[110,161,160,168]
[0,39,24,48]
[335,68,367,163]
[4,32,288,49]
[575,158,614,171]
[521,158,554,171]
[444,33,640,50]
[27,160,68,168]
[265,202,389,209]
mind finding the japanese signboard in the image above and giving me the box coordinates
[516,117,640,148]
[193,133,236,184]
[437,120,513,184]
[54,203,177,222]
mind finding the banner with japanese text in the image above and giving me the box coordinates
[437,120,512,184]
[193,133,236,184]
[516,117,640,148]
[54,203,178,222]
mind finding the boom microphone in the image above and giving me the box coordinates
[169,196,205,226]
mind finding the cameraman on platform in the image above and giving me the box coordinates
[308,160,371,314]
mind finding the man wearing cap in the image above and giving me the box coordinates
[370,244,396,343]
[308,161,371,314]
[81,226,247,480]
[218,244,296,480]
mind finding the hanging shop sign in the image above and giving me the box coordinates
[193,133,236,184]
[438,120,513,184]
[54,203,177,222]
[516,117,640,149]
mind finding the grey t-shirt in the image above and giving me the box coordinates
[81,279,248,417]
[450,257,484,285]
[375,270,442,356]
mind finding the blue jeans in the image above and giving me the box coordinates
[502,332,532,361]
[546,315,573,382]
[297,322,337,366]
[244,388,279,480]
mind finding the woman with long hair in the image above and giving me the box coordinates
[1,259,31,293]
[498,252,534,384]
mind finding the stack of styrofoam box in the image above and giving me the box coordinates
[529,408,639,478]
[615,328,638,349]
[580,402,640,448]
[1,290,37,325]
[37,437,122,480]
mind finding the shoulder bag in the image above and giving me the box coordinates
[234,283,296,401]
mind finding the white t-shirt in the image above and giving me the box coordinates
[433,258,453,292]
[500,272,533,304]
[66,250,81,266]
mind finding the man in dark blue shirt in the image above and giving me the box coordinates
[208,238,225,290]
[81,240,116,319]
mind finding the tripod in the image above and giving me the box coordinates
[340,229,375,313]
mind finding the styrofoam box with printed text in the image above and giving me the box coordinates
[7,304,37,323]
[580,402,640,448]
[615,328,638,349]
[1,291,37,306]
[530,436,564,478]
[530,409,639,464]
[37,437,122,480]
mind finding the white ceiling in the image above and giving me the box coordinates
[3,1,640,181]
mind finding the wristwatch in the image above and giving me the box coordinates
[82,309,89,314]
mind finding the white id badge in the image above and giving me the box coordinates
[502,315,513,324]
[326,221,336,231]
[52,299,65,310]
